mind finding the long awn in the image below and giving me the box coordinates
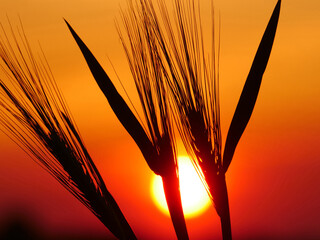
[0,0,281,239]
[0,21,136,240]
[65,15,189,240]
[137,0,281,239]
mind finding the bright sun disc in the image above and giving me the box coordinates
[151,156,211,218]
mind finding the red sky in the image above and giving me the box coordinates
[0,0,319,239]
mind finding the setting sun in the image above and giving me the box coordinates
[151,156,211,218]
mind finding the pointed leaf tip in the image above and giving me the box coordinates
[222,0,281,173]
[64,20,155,166]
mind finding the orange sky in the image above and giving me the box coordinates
[0,0,320,239]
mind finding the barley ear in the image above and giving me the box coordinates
[222,0,281,173]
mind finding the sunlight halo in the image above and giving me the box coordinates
[151,156,211,218]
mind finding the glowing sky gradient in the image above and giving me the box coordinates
[0,0,319,239]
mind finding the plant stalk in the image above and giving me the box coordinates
[206,173,232,240]
[162,172,189,240]
[218,176,232,240]
[220,212,232,240]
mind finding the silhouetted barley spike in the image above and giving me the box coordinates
[65,1,189,238]
[0,22,136,240]
[141,0,230,237]
[120,0,281,239]
[118,1,189,239]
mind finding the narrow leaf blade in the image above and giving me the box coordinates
[222,0,281,172]
[64,20,154,160]
[162,173,189,240]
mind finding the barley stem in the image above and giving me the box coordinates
[162,172,189,240]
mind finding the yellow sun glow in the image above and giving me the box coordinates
[151,156,211,218]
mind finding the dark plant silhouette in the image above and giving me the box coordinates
[0,22,136,239]
[122,0,281,239]
[64,4,189,240]
[67,0,281,239]
[0,0,282,238]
